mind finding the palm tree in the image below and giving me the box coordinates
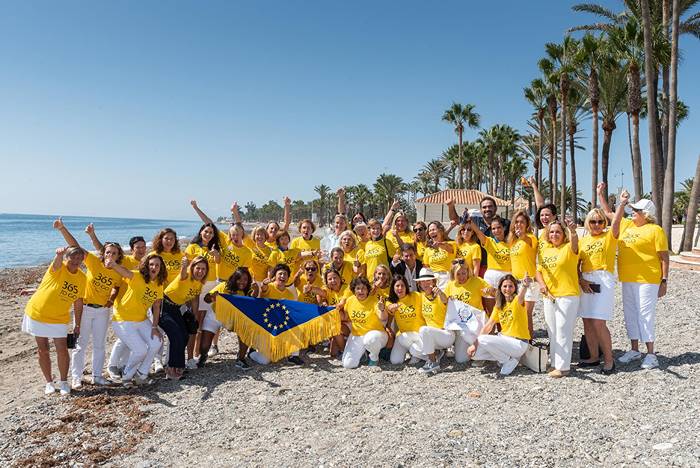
[566,84,591,222]
[538,57,560,204]
[681,155,700,251]
[439,144,460,188]
[524,78,548,188]
[413,173,432,198]
[597,60,627,201]
[503,154,528,210]
[373,173,406,212]
[442,103,481,188]
[479,126,499,195]
[353,184,372,215]
[314,184,330,226]
[422,159,447,192]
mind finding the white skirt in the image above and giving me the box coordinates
[578,270,616,320]
[484,269,511,289]
[434,271,449,289]
[21,314,68,338]
[201,309,223,333]
[523,281,540,302]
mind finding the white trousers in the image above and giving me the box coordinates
[419,326,455,355]
[389,331,425,364]
[342,330,388,369]
[622,282,659,343]
[249,350,299,365]
[543,295,580,371]
[108,339,130,369]
[70,305,111,379]
[111,320,162,380]
[454,333,473,363]
[473,333,528,364]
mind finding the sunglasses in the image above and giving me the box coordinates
[452,259,465,264]
[305,267,317,272]
[590,220,605,225]
[414,226,425,231]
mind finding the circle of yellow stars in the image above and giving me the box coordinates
[263,302,290,331]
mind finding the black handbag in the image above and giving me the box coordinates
[182,310,199,335]
[579,334,591,360]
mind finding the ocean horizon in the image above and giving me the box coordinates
[0,213,206,268]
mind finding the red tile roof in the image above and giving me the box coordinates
[415,189,510,206]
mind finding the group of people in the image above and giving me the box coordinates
[21,181,669,395]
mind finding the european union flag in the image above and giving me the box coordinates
[215,294,341,362]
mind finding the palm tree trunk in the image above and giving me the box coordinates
[591,104,599,207]
[560,86,568,217]
[570,126,578,224]
[662,0,679,241]
[682,155,700,251]
[662,0,671,172]
[537,115,544,188]
[553,117,558,206]
[640,0,664,219]
[630,113,644,200]
[601,121,615,201]
[458,129,464,189]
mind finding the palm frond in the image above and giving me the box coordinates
[572,3,622,22]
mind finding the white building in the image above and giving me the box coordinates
[414,189,512,224]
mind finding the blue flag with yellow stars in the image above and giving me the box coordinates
[214,294,341,362]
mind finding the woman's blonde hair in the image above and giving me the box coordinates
[391,211,412,234]
[583,208,609,233]
[449,259,472,281]
[251,226,267,243]
[507,210,533,243]
[543,220,570,244]
[338,230,358,249]
[456,223,474,245]
[188,256,210,284]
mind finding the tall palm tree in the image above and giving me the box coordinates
[538,57,560,204]
[422,159,448,192]
[373,173,406,212]
[503,154,528,210]
[439,144,460,188]
[314,184,331,226]
[353,184,372,215]
[524,78,548,188]
[566,84,592,223]
[442,103,481,188]
[598,60,627,200]
[413,173,432,198]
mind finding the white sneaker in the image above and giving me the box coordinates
[44,382,57,395]
[208,345,219,357]
[107,366,122,380]
[185,358,198,370]
[407,356,421,365]
[641,353,659,369]
[618,350,643,363]
[93,376,110,386]
[59,381,71,396]
[134,372,153,385]
[419,360,440,374]
[500,357,519,375]
[153,360,165,374]
[71,378,82,389]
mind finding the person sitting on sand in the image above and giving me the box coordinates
[318,268,352,359]
[22,246,87,396]
[416,269,452,374]
[386,275,427,368]
[467,274,531,376]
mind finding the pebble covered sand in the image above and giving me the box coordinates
[1,267,698,467]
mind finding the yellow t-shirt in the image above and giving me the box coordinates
[508,234,537,279]
[121,255,141,270]
[364,238,395,279]
[344,295,384,336]
[484,238,511,272]
[580,230,617,274]
[25,264,87,324]
[322,261,355,287]
[164,275,203,305]
[156,251,183,285]
[393,292,425,333]
[421,293,447,329]
[184,243,217,282]
[290,236,321,252]
[295,274,323,304]
[263,285,296,301]
[386,230,415,250]
[322,285,351,306]
[343,247,365,265]
[445,277,491,311]
[268,248,302,277]
[538,231,551,250]
[617,218,668,284]
[372,285,390,303]
[423,243,457,273]
[457,241,482,265]
[83,252,123,306]
[249,244,273,282]
[537,244,580,297]
[112,273,164,322]
[415,240,426,259]
[492,297,530,340]
[216,234,254,281]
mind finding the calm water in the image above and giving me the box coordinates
[0,213,205,268]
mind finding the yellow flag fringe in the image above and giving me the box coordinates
[215,299,341,362]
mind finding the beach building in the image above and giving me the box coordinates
[414,189,511,224]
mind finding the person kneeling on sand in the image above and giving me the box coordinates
[467,274,531,376]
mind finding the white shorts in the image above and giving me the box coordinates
[523,281,540,302]
[21,314,68,338]
[201,309,222,334]
[484,269,510,289]
[578,270,616,320]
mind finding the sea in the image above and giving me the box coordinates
[0,213,205,269]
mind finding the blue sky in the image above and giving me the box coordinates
[1,1,698,220]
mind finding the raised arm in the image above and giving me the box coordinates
[596,182,614,221]
[179,256,189,280]
[382,200,401,234]
[517,275,532,306]
[230,201,243,225]
[469,219,488,244]
[51,247,67,272]
[84,223,104,252]
[337,187,346,215]
[529,176,545,209]
[53,218,81,249]
[566,218,579,255]
[190,200,215,225]
[105,258,134,279]
[282,196,291,232]
[611,189,628,239]
[446,198,460,225]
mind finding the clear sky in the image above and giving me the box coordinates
[1,1,698,220]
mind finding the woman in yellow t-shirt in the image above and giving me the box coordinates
[160,256,208,380]
[53,219,123,388]
[455,223,482,278]
[290,219,321,253]
[597,184,668,370]
[338,277,389,368]
[318,268,352,359]
[339,230,366,277]
[370,264,392,303]
[470,216,511,287]
[468,274,531,376]
[529,176,559,247]
[151,228,182,284]
[268,230,308,278]
[422,221,456,288]
[444,261,495,363]
[248,226,273,283]
[204,266,259,370]
[323,246,358,287]
[383,201,415,250]
[535,219,580,378]
[292,259,325,305]
[507,210,538,337]
[353,221,371,251]
[412,221,428,259]
[416,269,452,374]
[363,219,396,280]
[22,245,87,396]
[386,276,426,367]
[107,254,168,385]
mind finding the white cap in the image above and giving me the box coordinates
[416,268,436,282]
[629,199,656,218]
